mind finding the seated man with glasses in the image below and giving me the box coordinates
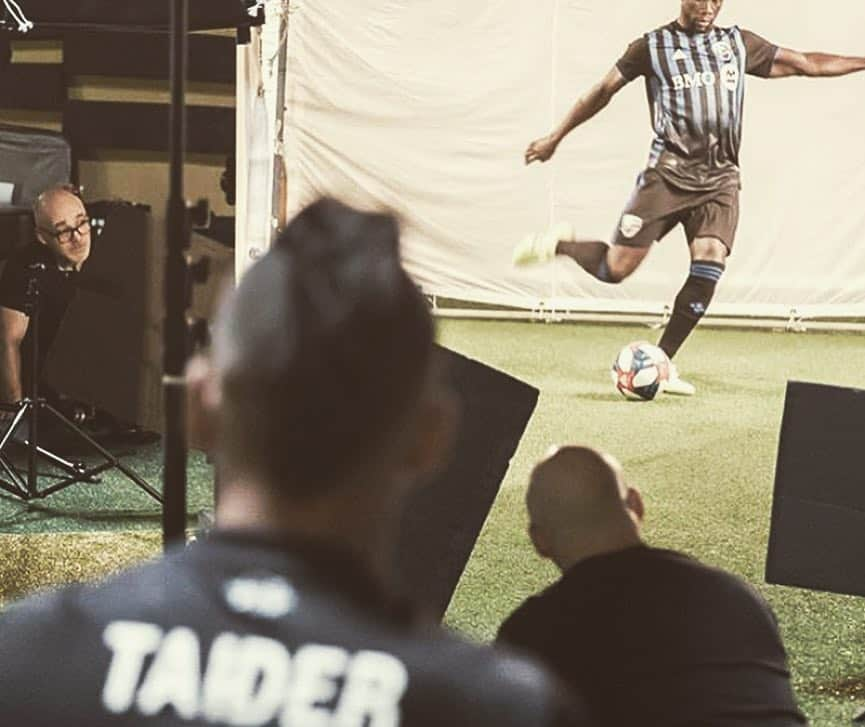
[0,185,92,429]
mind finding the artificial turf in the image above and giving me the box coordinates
[438,319,864,726]
[0,319,861,724]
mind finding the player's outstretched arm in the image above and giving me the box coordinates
[769,48,865,78]
[525,66,628,165]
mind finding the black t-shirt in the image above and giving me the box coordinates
[497,546,806,727]
[0,243,80,388]
[0,531,594,727]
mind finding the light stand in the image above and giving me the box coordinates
[163,0,210,547]
[0,263,162,501]
[161,0,189,548]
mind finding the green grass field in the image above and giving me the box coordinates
[438,320,864,726]
[0,319,862,724]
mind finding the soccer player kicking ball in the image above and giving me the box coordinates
[514,0,865,395]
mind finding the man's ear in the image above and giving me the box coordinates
[624,486,645,524]
[185,354,220,453]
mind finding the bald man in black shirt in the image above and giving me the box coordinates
[0,199,593,727]
[497,445,806,727]
[0,186,92,431]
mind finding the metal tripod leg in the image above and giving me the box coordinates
[16,439,99,483]
[32,444,83,472]
[0,453,27,498]
[0,402,33,498]
[0,402,30,450]
[0,400,162,503]
[43,403,162,502]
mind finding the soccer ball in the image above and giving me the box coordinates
[611,341,671,401]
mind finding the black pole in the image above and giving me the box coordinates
[163,0,189,548]
[25,270,41,497]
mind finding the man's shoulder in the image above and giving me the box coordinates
[0,579,95,687]
[496,578,571,653]
[1,244,32,279]
[635,547,770,606]
[0,243,53,291]
[3,243,49,269]
[624,26,659,48]
[0,551,172,637]
[642,21,681,39]
[414,632,556,691]
[0,544,512,656]
[716,25,748,42]
[549,546,756,602]
[628,545,725,575]
[0,580,80,630]
[0,549,584,726]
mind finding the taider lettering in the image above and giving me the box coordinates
[101,621,409,726]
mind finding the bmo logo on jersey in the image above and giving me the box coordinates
[672,71,717,91]
[672,64,739,93]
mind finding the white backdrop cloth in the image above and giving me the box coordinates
[269,0,865,317]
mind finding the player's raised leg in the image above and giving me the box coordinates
[514,169,675,282]
[512,224,650,283]
[560,239,650,283]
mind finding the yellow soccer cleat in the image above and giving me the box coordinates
[512,222,574,266]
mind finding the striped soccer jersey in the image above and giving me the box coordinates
[616,21,778,191]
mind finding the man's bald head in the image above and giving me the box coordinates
[33,185,83,227]
[526,446,643,569]
[33,185,91,270]
[527,446,627,530]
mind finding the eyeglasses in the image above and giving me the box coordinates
[41,219,91,245]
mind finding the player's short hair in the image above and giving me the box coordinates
[213,197,434,498]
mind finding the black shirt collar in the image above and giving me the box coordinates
[558,545,699,584]
[28,242,77,274]
[203,528,416,623]
[561,543,651,578]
